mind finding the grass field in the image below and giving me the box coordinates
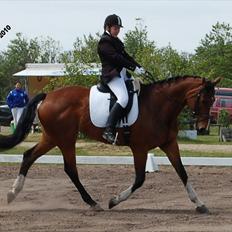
[0,126,232,157]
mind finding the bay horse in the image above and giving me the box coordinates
[0,75,220,213]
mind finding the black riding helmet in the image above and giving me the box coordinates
[104,14,123,29]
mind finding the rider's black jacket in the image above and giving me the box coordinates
[97,32,141,83]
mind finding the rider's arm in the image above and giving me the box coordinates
[123,50,141,68]
[98,40,137,71]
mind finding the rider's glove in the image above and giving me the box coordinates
[134,66,146,75]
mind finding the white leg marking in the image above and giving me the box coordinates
[7,174,25,203]
[117,185,133,202]
[186,182,204,207]
[112,185,133,206]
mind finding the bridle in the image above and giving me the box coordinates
[191,82,215,123]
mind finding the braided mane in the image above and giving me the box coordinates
[140,75,207,95]
[145,75,203,86]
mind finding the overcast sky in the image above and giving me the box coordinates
[0,0,232,54]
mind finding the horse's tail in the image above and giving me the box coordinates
[0,93,47,150]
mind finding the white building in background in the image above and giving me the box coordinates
[13,63,101,98]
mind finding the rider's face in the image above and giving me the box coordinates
[109,25,120,37]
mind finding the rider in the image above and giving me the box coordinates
[97,14,146,144]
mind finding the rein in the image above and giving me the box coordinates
[143,71,157,82]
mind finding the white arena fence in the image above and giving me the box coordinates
[1,154,232,172]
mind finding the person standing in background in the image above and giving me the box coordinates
[6,81,29,129]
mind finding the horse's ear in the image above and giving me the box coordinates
[212,77,222,86]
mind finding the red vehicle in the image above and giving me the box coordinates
[210,88,232,123]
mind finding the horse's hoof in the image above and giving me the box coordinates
[7,191,16,204]
[196,205,209,214]
[109,197,117,209]
[90,203,104,212]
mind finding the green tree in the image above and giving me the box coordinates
[0,33,62,100]
[0,53,10,101]
[193,22,232,86]
[178,107,194,130]
[50,33,101,90]
[72,33,100,65]
[70,33,100,77]
[45,33,101,91]
[124,25,155,58]
[157,45,194,79]
[123,22,194,82]
[4,33,40,71]
[124,23,158,81]
[36,36,62,63]
[0,33,39,100]
[218,109,230,127]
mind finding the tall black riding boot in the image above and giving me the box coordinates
[103,103,124,144]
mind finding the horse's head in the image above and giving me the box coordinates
[186,77,221,134]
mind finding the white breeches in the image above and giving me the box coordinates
[107,68,130,108]
[11,107,25,127]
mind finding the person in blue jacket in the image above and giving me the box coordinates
[6,81,29,128]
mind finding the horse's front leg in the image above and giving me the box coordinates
[160,140,209,214]
[109,149,147,209]
[60,144,103,211]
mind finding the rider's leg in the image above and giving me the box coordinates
[102,76,128,143]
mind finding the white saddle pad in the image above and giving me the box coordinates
[89,85,139,128]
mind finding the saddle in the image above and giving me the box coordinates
[89,79,140,129]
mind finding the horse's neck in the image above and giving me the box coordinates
[148,79,202,118]
[160,79,202,103]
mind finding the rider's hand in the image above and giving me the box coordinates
[134,66,146,75]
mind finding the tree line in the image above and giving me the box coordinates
[1,21,232,101]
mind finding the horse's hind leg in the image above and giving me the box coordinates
[109,148,147,209]
[59,143,103,211]
[160,140,209,214]
[7,136,55,203]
